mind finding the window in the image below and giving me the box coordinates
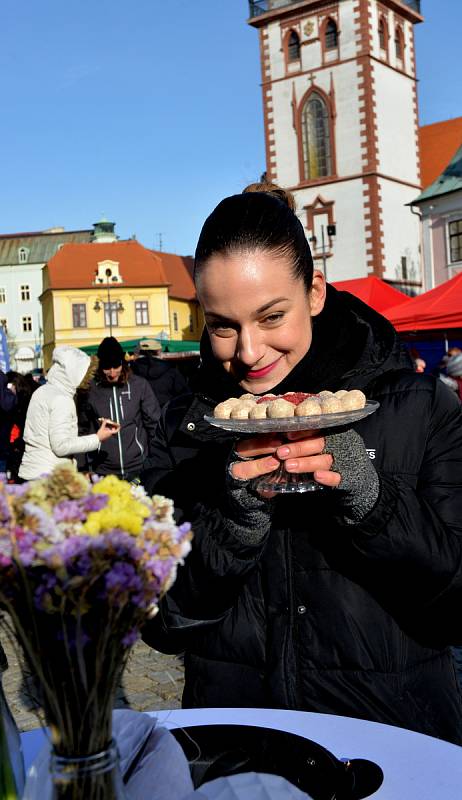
[287,30,300,62]
[301,92,333,180]
[189,313,194,333]
[22,316,32,333]
[0,319,7,333]
[0,288,5,303]
[135,301,149,326]
[325,19,338,50]
[104,302,119,328]
[401,256,408,281]
[20,284,31,301]
[395,27,403,60]
[173,312,179,332]
[378,18,388,53]
[72,303,87,328]
[18,247,29,264]
[449,219,462,263]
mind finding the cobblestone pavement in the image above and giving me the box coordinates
[2,633,185,732]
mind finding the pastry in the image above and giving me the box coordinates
[213,389,367,418]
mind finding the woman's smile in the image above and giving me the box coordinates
[243,357,283,380]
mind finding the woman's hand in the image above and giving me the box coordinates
[232,430,339,488]
[96,419,120,442]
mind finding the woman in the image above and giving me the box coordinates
[19,346,116,480]
[142,184,462,744]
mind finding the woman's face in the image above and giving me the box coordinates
[196,250,326,393]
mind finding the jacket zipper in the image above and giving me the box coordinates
[112,386,125,477]
[283,529,299,709]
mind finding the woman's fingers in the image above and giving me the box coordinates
[313,469,341,488]
[231,455,280,481]
[276,436,326,460]
[235,435,283,458]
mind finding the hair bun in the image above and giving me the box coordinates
[242,181,296,211]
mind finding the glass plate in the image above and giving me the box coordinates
[204,400,380,494]
[204,400,380,434]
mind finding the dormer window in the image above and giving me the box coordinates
[287,30,300,62]
[325,19,338,50]
[94,260,123,284]
[18,247,29,264]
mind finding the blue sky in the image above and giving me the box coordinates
[1,0,460,255]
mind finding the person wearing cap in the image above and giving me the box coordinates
[441,352,462,401]
[131,339,190,410]
[78,336,161,480]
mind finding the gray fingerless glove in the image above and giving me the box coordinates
[325,429,380,524]
[224,450,273,545]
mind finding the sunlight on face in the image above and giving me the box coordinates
[196,250,326,393]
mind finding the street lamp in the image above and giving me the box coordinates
[309,224,336,282]
[93,267,124,336]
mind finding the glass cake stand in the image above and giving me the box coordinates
[204,401,380,494]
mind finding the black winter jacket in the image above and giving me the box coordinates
[131,355,189,410]
[142,287,462,744]
[79,372,160,478]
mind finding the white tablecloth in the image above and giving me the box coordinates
[22,707,462,799]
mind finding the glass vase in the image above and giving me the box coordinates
[0,675,25,798]
[49,742,127,800]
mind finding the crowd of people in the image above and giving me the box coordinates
[1,181,462,749]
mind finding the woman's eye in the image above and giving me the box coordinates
[263,313,284,324]
[208,323,236,336]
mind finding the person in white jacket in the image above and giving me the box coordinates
[19,346,117,481]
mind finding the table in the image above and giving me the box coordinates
[21,708,462,799]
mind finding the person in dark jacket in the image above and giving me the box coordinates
[79,337,161,480]
[131,340,190,410]
[142,183,462,745]
[0,370,17,473]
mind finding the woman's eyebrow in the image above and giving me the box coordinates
[255,297,289,314]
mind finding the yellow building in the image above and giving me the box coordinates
[41,234,203,368]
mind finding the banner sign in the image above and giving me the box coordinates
[0,326,10,373]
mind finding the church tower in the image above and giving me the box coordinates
[248,0,423,288]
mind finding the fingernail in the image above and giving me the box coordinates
[278,446,290,457]
[286,460,298,471]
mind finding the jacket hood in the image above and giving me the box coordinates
[47,346,91,395]
[192,284,413,402]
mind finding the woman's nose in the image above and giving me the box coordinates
[236,327,264,366]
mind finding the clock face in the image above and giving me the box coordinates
[304,19,315,37]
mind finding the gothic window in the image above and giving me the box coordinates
[378,18,388,54]
[325,19,338,50]
[449,219,462,263]
[395,27,404,60]
[18,247,29,264]
[301,92,333,180]
[287,31,300,62]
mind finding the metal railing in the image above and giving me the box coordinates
[249,0,421,18]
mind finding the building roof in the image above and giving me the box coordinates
[151,250,196,301]
[45,240,170,289]
[412,144,462,204]
[419,117,462,189]
[0,229,93,267]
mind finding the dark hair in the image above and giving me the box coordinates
[194,182,314,291]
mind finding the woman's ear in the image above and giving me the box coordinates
[309,270,327,318]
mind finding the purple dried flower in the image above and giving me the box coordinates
[122,629,139,647]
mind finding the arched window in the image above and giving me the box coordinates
[395,26,403,60]
[173,312,178,332]
[287,30,300,62]
[325,19,338,50]
[301,92,333,180]
[18,247,29,264]
[378,18,388,53]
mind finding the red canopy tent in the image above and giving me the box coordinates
[383,271,462,332]
[331,276,410,313]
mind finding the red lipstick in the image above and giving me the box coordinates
[245,358,281,380]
